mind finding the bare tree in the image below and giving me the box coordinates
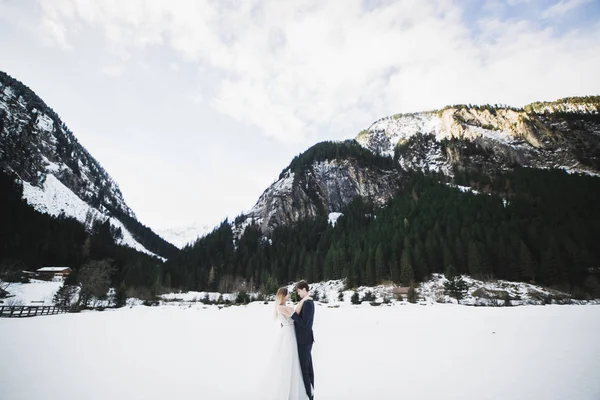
[0,260,21,298]
[77,260,115,307]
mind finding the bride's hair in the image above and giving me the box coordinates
[273,287,288,319]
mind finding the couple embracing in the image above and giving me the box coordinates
[272,280,315,400]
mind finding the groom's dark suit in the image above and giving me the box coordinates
[291,299,315,399]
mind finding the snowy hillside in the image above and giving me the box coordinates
[0,70,175,259]
[22,174,163,259]
[0,74,134,218]
[156,222,215,249]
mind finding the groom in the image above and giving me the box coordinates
[292,280,315,400]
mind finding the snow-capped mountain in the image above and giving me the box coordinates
[358,99,600,176]
[157,223,215,249]
[236,96,600,234]
[0,71,177,259]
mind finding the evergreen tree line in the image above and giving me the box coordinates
[0,169,164,299]
[166,168,600,299]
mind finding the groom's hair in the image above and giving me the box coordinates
[296,280,309,291]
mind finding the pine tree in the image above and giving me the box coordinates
[400,249,414,286]
[444,275,468,303]
[323,245,334,280]
[467,240,481,277]
[520,241,536,283]
[375,243,385,283]
[115,282,127,308]
[365,252,375,286]
[407,282,417,303]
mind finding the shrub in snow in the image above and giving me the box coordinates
[351,292,361,305]
[143,299,159,307]
[115,283,127,308]
[312,290,321,302]
[235,291,251,304]
[201,294,214,305]
[338,290,344,302]
[362,291,375,302]
[443,276,468,303]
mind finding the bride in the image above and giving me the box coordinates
[269,287,313,400]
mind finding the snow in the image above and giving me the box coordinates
[22,174,104,224]
[22,174,163,260]
[448,183,481,195]
[1,279,63,306]
[1,303,599,400]
[160,291,236,303]
[36,267,70,272]
[418,274,593,306]
[359,113,441,157]
[35,113,54,132]
[109,217,165,261]
[41,155,61,173]
[327,212,343,226]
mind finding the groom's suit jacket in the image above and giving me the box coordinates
[291,299,315,345]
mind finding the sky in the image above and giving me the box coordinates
[1,0,599,232]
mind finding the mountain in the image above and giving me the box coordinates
[235,97,600,234]
[0,70,177,260]
[157,223,215,249]
[358,98,600,176]
[235,140,403,234]
[168,95,600,299]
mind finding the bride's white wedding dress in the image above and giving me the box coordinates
[267,310,310,400]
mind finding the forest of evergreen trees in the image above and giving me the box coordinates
[3,162,600,301]
[166,167,600,299]
[0,169,165,297]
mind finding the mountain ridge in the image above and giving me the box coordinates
[233,96,600,235]
[0,70,177,259]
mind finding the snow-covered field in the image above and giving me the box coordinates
[1,279,63,305]
[1,303,599,400]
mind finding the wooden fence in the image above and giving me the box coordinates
[0,305,78,318]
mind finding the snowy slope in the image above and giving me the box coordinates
[22,174,164,259]
[1,71,174,260]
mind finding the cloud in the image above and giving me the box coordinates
[40,17,72,50]
[101,64,126,77]
[36,0,600,143]
[542,0,592,19]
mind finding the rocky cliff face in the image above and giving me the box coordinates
[238,158,402,233]
[358,99,600,176]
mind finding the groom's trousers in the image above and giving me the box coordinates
[298,343,314,399]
